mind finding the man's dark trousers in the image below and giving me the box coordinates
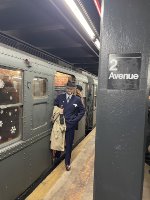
[65,129,75,166]
[55,129,75,165]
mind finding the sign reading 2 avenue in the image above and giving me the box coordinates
[107,53,141,90]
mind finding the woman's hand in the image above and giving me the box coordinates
[59,108,64,114]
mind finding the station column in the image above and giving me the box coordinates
[94,0,150,200]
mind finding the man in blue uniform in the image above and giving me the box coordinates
[54,81,85,171]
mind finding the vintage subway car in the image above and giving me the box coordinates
[0,39,98,200]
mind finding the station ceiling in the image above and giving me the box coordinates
[0,0,100,75]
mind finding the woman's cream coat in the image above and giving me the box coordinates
[50,106,66,151]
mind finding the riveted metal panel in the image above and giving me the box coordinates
[23,71,33,140]
[29,135,52,184]
[0,148,30,200]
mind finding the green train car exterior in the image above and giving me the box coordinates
[0,43,98,200]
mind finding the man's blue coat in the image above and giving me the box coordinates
[54,93,85,130]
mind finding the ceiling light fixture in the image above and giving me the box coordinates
[94,39,100,50]
[64,0,95,40]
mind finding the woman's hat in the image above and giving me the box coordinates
[76,84,83,91]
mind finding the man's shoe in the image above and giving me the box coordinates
[66,165,71,171]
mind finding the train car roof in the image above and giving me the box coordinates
[0,42,88,83]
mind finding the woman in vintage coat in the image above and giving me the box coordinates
[50,106,66,152]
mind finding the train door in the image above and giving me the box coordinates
[31,73,50,135]
[54,72,74,98]
[74,81,86,144]
[85,77,94,133]
[29,71,52,182]
[93,84,97,126]
[53,72,86,145]
[24,69,53,139]
[52,71,76,158]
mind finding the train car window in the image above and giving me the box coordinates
[33,77,47,97]
[0,68,22,105]
[0,67,22,147]
[54,72,75,97]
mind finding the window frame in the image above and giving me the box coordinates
[0,66,23,149]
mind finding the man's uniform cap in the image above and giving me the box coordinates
[66,81,76,88]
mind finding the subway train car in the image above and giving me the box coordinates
[81,70,98,133]
[0,40,98,200]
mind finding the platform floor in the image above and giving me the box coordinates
[26,128,150,200]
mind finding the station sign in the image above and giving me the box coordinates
[107,53,141,90]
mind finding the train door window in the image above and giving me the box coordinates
[94,96,97,107]
[33,77,47,97]
[0,67,23,147]
[94,85,97,108]
[54,72,76,97]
